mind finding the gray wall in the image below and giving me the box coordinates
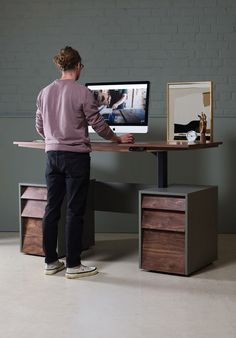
[1,0,236,232]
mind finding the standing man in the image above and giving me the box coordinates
[36,46,134,279]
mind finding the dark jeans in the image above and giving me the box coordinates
[43,151,90,268]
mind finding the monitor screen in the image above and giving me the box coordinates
[85,81,150,133]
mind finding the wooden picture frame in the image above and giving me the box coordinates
[167,81,213,142]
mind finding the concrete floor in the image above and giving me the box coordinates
[0,232,236,338]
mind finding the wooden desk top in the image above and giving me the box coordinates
[13,140,222,152]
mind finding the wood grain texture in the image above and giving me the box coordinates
[21,187,47,200]
[141,230,185,274]
[22,235,44,255]
[23,218,43,237]
[21,200,47,218]
[22,218,44,255]
[142,195,185,211]
[13,141,223,152]
[142,210,185,232]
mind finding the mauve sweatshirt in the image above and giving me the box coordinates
[35,79,115,152]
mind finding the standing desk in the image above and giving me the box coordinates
[14,140,222,188]
[14,140,222,275]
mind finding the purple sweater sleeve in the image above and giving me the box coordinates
[35,91,45,139]
[83,89,115,140]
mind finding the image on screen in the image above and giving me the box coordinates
[86,82,150,127]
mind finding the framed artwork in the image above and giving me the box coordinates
[167,81,213,142]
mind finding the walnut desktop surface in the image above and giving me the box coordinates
[14,140,222,189]
[14,140,222,152]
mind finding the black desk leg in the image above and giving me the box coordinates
[157,151,168,188]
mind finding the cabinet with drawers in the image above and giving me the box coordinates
[19,182,95,257]
[139,185,217,275]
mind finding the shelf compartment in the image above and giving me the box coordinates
[21,186,47,201]
[21,200,47,218]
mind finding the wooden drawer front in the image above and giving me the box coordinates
[142,230,185,274]
[142,210,185,232]
[142,195,185,211]
[22,235,44,256]
[21,200,46,218]
[21,186,47,201]
[23,218,43,237]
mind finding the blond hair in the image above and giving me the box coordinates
[53,46,81,71]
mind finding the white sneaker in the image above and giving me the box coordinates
[65,264,98,279]
[44,260,65,275]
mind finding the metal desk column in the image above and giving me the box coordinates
[157,151,168,188]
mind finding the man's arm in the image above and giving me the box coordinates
[83,89,116,140]
[35,93,45,139]
[83,89,134,143]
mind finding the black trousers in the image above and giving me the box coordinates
[43,151,90,268]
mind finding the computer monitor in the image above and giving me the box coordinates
[85,81,150,133]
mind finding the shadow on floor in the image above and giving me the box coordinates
[2,232,236,282]
[187,235,236,281]
[83,235,236,282]
[82,237,139,265]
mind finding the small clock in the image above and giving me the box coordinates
[186,130,198,142]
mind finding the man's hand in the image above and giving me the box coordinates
[111,133,134,143]
[119,133,134,143]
